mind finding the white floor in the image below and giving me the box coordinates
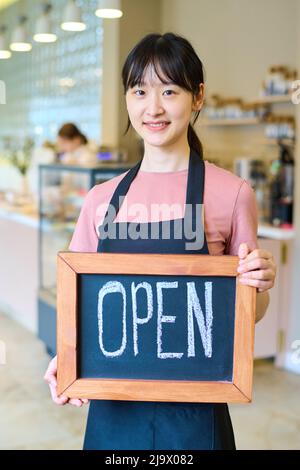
[0,312,299,450]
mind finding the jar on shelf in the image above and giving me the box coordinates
[262,65,294,96]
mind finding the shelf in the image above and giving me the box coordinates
[0,203,38,228]
[256,94,293,104]
[40,219,76,232]
[258,224,295,240]
[201,117,261,126]
[202,92,295,127]
[257,138,295,147]
[40,162,132,172]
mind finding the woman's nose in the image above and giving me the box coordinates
[146,94,164,116]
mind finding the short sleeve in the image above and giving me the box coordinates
[69,186,99,253]
[226,180,258,255]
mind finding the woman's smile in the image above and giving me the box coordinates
[143,120,171,131]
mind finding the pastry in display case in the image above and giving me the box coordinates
[38,162,131,355]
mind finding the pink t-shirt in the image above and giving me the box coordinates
[69,160,258,255]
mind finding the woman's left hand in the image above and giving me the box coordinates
[237,243,276,293]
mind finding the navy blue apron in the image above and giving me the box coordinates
[83,148,236,450]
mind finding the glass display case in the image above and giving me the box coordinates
[38,163,131,354]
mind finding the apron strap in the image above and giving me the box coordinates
[103,158,143,221]
[185,149,205,206]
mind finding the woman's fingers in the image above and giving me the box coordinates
[239,277,273,292]
[238,258,269,273]
[48,384,87,407]
[237,246,277,293]
[69,398,90,407]
[49,382,69,405]
[44,356,69,405]
[44,356,89,407]
[239,248,273,264]
[69,398,83,407]
[240,268,274,281]
[44,356,58,385]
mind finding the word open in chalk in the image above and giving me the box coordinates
[97,280,213,360]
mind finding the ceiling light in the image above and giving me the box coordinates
[10,16,32,52]
[34,3,57,43]
[95,0,123,18]
[58,77,76,87]
[0,26,12,59]
[61,0,86,32]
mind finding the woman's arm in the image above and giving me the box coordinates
[237,242,276,323]
[45,186,99,406]
[255,291,270,323]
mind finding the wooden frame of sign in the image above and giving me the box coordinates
[57,252,256,403]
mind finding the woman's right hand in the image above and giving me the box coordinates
[44,355,89,407]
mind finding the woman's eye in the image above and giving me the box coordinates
[163,90,175,96]
[134,89,145,96]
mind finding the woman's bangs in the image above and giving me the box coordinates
[125,47,193,93]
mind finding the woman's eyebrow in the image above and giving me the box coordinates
[153,82,178,88]
[134,78,176,87]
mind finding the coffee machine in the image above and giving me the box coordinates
[234,157,268,222]
[269,143,294,227]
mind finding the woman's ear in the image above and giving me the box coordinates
[192,83,205,111]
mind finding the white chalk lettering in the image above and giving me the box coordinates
[98,281,127,357]
[187,281,213,358]
[157,282,184,359]
[97,280,214,359]
[132,281,153,356]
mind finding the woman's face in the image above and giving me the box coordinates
[126,65,203,150]
[57,136,82,153]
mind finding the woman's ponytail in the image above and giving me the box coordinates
[188,124,203,160]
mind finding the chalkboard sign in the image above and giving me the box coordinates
[57,253,256,403]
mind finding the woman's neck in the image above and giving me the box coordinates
[140,141,190,172]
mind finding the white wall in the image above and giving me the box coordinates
[161,0,297,98]
[161,0,298,166]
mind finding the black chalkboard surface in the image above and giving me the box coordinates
[57,253,256,403]
[79,274,236,382]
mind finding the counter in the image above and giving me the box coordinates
[0,203,38,228]
[0,203,39,333]
[258,225,295,240]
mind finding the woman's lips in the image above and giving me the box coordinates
[143,121,170,132]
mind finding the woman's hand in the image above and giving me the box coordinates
[44,356,89,407]
[237,243,276,292]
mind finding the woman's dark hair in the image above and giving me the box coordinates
[58,123,88,145]
[122,32,205,158]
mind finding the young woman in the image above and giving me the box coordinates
[44,32,276,450]
[57,123,97,165]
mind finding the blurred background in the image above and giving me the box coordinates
[0,0,299,450]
